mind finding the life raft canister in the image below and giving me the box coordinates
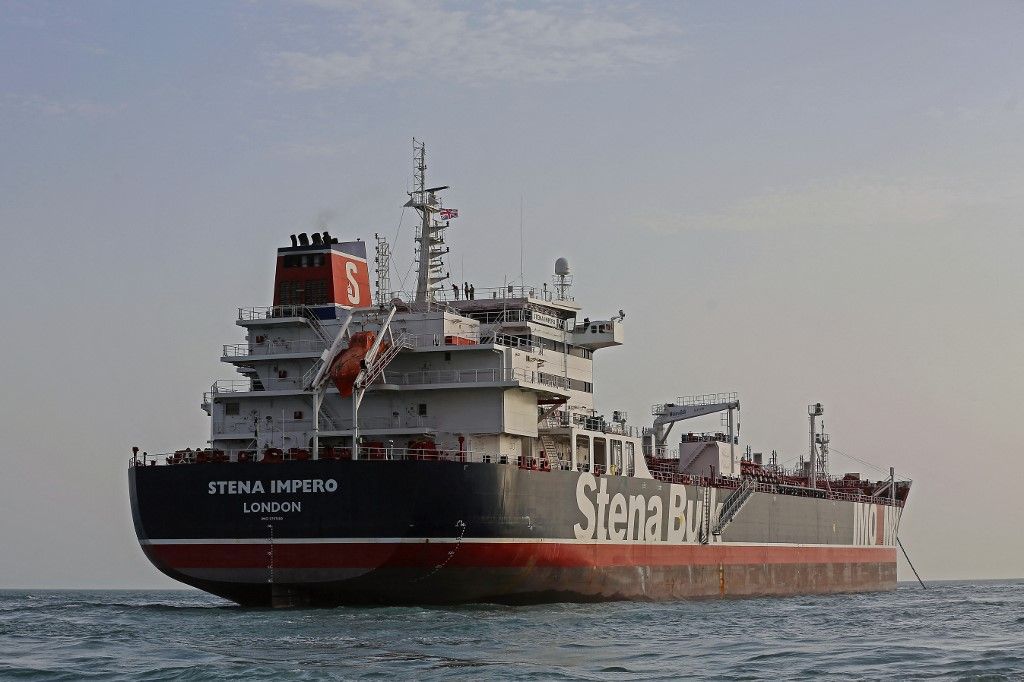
[261,447,284,464]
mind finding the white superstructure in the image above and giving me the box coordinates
[204,143,648,478]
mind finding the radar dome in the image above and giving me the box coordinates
[554,257,570,276]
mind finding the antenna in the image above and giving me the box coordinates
[520,195,525,288]
[816,420,831,480]
[808,402,824,489]
[553,257,572,300]
[374,233,391,309]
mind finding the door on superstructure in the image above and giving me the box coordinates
[611,440,623,475]
[575,434,591,472]
[593,437,607,475]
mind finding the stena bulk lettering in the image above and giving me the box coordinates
[607,493,628,541]
[645,496,663,542]
[573,473,672,543]
[667,484,687,542]
[573,474,598,540]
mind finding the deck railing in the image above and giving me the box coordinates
[222,332,541,361]
[210,377,305,393]
[237,305,313,321]
[383,367,568,389]
[541,412,641,438]
[206,367,570,397]
[133,447,571,470]
[389,284,564,305]
[213,415,438,436]
[222,339,327,358]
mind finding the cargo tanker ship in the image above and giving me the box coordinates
[129,141,911,606]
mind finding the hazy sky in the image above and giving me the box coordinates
[1,1,1022,588]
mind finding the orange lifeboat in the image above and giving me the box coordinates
[328,331,390,397]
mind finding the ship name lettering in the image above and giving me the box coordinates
[271,478,338,494]
[208,480,266,495]
[573,473,668,542]
[206,478,338,495]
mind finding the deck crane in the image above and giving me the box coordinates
[649,393,740,462]
[305,310,355,460]
[348,305,399,460]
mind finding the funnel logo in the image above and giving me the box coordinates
[345,261,362,305]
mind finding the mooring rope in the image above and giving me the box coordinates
[897,537,926,589]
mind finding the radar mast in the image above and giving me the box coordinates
[404,139,452,304]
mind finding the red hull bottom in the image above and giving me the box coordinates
[144,541,898,607]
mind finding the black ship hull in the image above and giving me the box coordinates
[130,460,900,607]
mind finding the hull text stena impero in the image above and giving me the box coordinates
[129,141,911,607]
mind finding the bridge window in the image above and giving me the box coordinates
[225,402,239,416]
[567,378,593,393]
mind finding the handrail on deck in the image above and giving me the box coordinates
[206,366,570,397]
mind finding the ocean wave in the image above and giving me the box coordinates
[0,582,1022,680]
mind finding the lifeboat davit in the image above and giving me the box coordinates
[328,331,389,397]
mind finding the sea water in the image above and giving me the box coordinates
[1,581,1022,680]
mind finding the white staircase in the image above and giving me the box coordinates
[713,478,756,536]
[298,307,332,345]
[539,434,562,464]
